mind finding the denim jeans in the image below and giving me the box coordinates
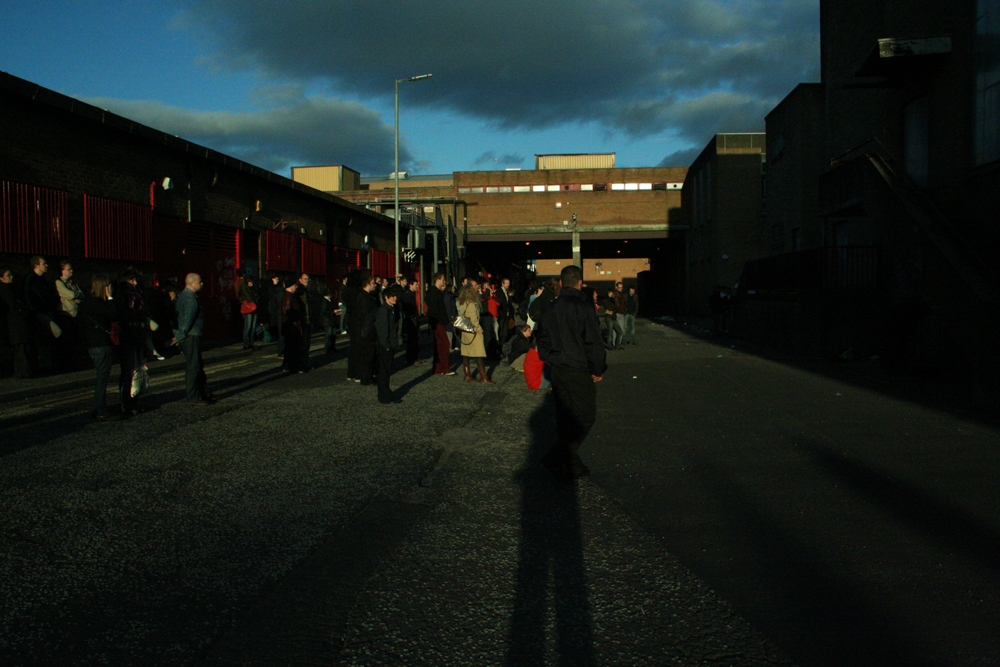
[242,312,257,348]
[624,314,636,344]
[88,345,114,415]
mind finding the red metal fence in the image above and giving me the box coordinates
[265,230,300,272]
[83,193,153,261]
[0,178,69,256]
[370,249,396,278]
[301,238,327,275]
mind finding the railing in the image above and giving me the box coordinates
[824,137,996,302]
[83,193,152,261]
[0,178,69,256]
[741,246,880,296]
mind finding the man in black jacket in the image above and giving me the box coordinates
[537,264,608,481]
[425,273,453,375]
[348,275,378,384]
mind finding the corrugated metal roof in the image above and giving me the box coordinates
[535,153,616,170]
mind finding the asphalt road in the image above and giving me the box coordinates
[1,321,997,666]
[588,323,1000,667]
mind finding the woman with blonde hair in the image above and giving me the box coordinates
[458,283,494,384]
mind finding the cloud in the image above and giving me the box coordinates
[82,89,407,176]
[176,0,820,139]
[473,152,527,168]
[658,147,703,168]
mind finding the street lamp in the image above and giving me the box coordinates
[395,73,433,278]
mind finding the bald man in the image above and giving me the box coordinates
[172,273,213,405]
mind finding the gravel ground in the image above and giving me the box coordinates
[0,331,793,666]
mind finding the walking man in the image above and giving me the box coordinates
[624,285,639,344]
[537,265,607,481]
[172,273,213,406]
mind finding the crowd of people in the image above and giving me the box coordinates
[1,256,640,435]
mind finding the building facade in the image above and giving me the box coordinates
[755,0,1000,381]
[682,134,767,316]
[0,72,393,344]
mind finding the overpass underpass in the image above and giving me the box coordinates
[464,231,686,312]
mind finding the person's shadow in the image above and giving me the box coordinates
[505,393,596,666]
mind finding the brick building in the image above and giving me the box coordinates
[681,134,767,316]
[752,0,1000,382]
[323,158,688,308]
[0,72,393,345]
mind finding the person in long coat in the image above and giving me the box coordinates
[458,283,493,384]
[347,275,378,384]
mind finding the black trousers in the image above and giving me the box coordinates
[377,346,395,402]
[349,335,376,384]
[180,335,208,401]
[549,367,597,464]
[403,317,420,363]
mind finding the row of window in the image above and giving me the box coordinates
[457,182,683,195]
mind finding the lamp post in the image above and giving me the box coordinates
[395,73,432,278]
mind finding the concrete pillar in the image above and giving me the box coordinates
[572,230,582,268]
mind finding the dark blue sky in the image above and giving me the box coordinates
[1,0,820,177]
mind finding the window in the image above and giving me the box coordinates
[514,186,531,193]
[904,95,930,186]
[581,184,594,191]
[770,224,785,251]
[532,185,546,192]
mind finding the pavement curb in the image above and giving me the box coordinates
[0,342,256,405]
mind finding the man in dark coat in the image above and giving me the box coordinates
[537,264,608,481]
[400,280,422,365]
[347,275,378,384]
[267,275,284,355]
[1,268,33,378]
[173,273,213,405]
[296,273,313,371]
[425,273,453,375]
[280,277,306,373]
[375,284,403,403]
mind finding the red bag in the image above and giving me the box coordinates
[240,301,257,314]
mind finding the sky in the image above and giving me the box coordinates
[0,0,820,178]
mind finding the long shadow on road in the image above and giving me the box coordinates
[505,393,595,667]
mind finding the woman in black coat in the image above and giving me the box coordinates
[77,275,121,420]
